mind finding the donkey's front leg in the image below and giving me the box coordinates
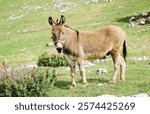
[77,58,88,87]
[70,63,76,88]
[65,55,77,88]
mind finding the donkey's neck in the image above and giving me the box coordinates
[63,27,80,57]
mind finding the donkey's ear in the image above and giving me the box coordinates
[59,15,65,25]
[48,17,55,26]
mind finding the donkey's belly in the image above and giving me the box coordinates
[84,50,108,60]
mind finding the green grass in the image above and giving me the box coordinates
[47,60,150,97]
[0,0,150,96]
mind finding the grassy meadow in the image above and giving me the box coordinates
[0,0,150,96]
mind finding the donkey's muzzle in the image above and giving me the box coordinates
[56,42,63,53]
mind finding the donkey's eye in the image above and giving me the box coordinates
[62,32,65,35]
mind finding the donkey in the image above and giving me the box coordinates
[48,15,127,87]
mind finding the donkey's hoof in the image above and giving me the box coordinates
[82,82,88,87]
[109,80,116,84]
[70,84,76,89]
[120,77,126,81]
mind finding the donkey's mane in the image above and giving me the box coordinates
[64,25,76,31]
[64,24,79,39]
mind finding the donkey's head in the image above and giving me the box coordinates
[48,15,66,53]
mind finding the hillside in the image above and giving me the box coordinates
[0,0,150,65]
[0,0,150,97]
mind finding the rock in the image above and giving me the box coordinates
[97,83,104,86]
[98,94,116,97]
[53,0,99,12]
[146,17,150,24]
[129,16,136,22]
[137,28,150,33]
[84,61,94,67]
[132,56,150,62]
[105,0,112,2]
[142,12,148,17]
[93,59,100,63]
[65,61,94,70]
[96,68,108,75]
[8,14,24,20]
[133,93,149,97]
[91,0,98,3]
[138,18,146,25]
[24,64,38,69]
[128,22,137,27]
[137,29,146,33]
[97,93,149,97]
[47,42,54,46]
[128,12,150,27]
[21,2,51,12]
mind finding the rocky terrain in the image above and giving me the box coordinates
[53,0,113,12]
[128,12,150,27]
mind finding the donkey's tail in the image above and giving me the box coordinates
[123,39,127,61]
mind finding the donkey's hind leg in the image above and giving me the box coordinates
[120,56,126,81]
[109,53,121,84]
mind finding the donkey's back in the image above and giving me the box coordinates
[80,25,126,59]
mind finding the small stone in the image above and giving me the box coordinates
[84,61,94,67]
[96,68,108,75]
[146,17,150,23]
[132,56,150,62]
[133,93,149,97]
[91,0,98,3]
[47,42,54,46]
[128,22,136,27]
[137,30,146,33]
[105,0,112,2]
[97,83,104,86]
[142,12,148,17]
[24,64,38,68]
[129,16,136,22]
[137,57,143,61]
[94,59,100,63]
[138,18,146,25]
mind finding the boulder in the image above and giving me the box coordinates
[128,12,150,27]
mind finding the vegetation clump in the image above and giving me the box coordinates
[37,52,68,67]
[0,68,56,97]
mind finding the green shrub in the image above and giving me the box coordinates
[37,52,68,67]
[0,69,56,97]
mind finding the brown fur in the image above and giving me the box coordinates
[48,15,127,87]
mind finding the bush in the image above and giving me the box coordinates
[0,68,56,97]
[37,52,68,67]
